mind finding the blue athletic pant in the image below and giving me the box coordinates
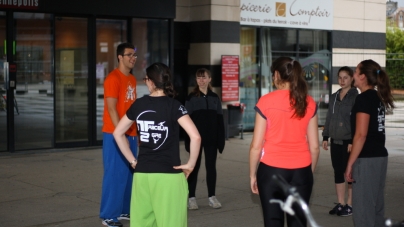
[100,133,138,220]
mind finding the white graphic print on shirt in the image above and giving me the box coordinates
[377,103,385,132]
[179,105,187,115]
[136,110,168,150]
[125,82,136,102]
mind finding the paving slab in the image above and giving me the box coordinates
[0,129,403,227]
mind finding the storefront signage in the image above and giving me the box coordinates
[240,0,333,30]
[0,0,39,9]
[222,55,240,102]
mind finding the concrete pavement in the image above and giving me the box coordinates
[1,129,403,227]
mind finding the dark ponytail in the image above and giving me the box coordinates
[146,62,176,97]
[358,60,395,112]
[271,57,308,118]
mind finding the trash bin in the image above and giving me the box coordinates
[225,103,245,139]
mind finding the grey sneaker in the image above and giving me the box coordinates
[208,196,222,209]
[188,197,199,210]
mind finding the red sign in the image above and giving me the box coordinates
[221,55,239,102]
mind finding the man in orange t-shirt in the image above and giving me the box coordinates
[100,42,138,227]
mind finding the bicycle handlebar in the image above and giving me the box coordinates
[385,218,404,227]
[271,174,296,195]
[270,174,322,227]
[271,174,402,227]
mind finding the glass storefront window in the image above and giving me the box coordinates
[132,19,169,98]
[270,28,297,52]
[298,30,331,125]
[240,27,259,130]
[55,17,88,143]
[1,13,171,150]
[14,12,54,150]
[0,13,6,151]
[241,26,331,128]
[299,30,329,53]
[96,19,127,141]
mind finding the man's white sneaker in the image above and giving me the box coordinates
[188,197,199,210]
[208,196,222,209]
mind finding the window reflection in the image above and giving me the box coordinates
[240,27,259,130]
[240,27,331,128]
[14,12,53,150]
[55,17,88,143]
[96,19,127,141]
[0,14,6,151]
[132,19,168,98]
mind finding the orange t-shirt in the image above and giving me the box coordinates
[255,90,317,169]
[102,68,137,136]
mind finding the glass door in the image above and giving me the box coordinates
[55,17,88,144]
[14,12,54,150]
[0,12,6,151]
[95,19,127,141]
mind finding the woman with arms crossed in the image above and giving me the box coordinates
[249,57,320,227]
[345,59,395,227]
[113,62,201,227]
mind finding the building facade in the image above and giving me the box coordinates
[175,0,386,130]
[0,0,386,152]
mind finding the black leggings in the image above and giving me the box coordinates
[257,163,313,227]
[330,139,351,184]
[188,145,218,197]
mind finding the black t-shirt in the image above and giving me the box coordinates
[126,95,188,173]
[350,89,387,158]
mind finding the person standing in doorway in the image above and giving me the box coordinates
[249,57,320,227]
[100,42,138,227]
[185,68,225,210]
[322,66,358,216]
[345,59,395,227]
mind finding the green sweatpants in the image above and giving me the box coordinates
[131,172,188,227]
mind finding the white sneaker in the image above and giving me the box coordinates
[188,197,199,210]
[208,196,222,209]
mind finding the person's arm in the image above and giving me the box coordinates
[106,97,120,127]
[113,115,137,168]
[183,97,193,152]
[216,97,225,153]
[249,113,266,195]
[322,96,333,150]
[307,114,320,172]
[173,115,201,178]
[345,112,369,182]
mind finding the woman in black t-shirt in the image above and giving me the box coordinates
[345,59,395,227]
[113,62,201,227]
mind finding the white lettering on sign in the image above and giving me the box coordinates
[290,0,331,23]
[240,0,333,30]
[0,0,38,8]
